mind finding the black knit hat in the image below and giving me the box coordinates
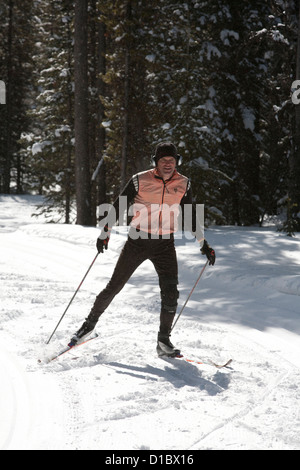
[154,142,178,164]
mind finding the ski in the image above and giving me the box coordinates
[207,358,233,369]
[173,354,232,369]
[39,332,99,364]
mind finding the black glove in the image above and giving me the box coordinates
[96,225,111,253]
[200,239,216,266]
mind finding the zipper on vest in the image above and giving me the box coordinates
[158,180,167,234]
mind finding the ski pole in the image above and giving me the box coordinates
[46,252,99,344]
[171,260,209,332]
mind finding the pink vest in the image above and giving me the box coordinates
[130,169,189,235]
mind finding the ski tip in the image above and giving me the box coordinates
[208,358,233,369]
[224,359,233,368]
[221,359,232,368]
[37,357,51,365]
[38,332,99,365]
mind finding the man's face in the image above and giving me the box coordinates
[157,156,176,180]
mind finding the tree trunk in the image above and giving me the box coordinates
[89,2,107,226]
[288,3,300,230]
[96,20,107,215]
[293,5,300,210]
[3,0,13,193]
[74,0,91,225]
[120,1,132,191]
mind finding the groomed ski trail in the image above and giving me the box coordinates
[1,194,300,450]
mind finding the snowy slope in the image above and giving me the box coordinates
[1,194,300,450]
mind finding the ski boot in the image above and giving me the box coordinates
[69,318,97,347]
[156,332,181,358]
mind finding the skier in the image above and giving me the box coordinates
[69,142,215,357]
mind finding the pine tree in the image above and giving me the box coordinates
[288,0,300,231]
[98,0,154,198]
[88,0,107,225]
[0,0,35,194]
[254,0,300,232]
[140,0,224,221]
[3,0,299,234]
[74,0,92,225]
[25,0,75,222]
[23,0,107,225]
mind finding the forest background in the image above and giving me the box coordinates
[1,0,300,235]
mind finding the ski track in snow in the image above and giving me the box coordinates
[1,194,300,450]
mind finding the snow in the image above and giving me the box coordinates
[1,194,300,450]
[31,141,53,155]
[145,54,156,63]
[31,143,43,155]
[220,29,239,45]
[240,105,256,132]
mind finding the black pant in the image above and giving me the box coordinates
[88,229,179,332]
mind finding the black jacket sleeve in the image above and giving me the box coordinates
[180,184,204,242]
[99,177,138,230]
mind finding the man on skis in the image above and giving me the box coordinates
[69,142,215,357]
